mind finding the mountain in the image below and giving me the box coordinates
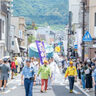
[13,0,69,25]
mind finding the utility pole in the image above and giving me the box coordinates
[82,2,86,61]
[67,11,72,58]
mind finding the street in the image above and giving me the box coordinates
[1,0,96,96]
[0,74,89,96]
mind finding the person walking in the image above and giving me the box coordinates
[48,58,53,89]
[21,59,36,96]
[0,58,10,90]
[65,61,77,93]
[14,57,18,76]
[63,57,69,73]
[11,59,16,79]
[38,60,51,93]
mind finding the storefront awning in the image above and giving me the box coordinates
[14,38,20,53]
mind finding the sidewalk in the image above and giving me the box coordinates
[75,81,94,96]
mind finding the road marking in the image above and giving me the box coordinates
[65,86,80,94]
[75,83,90,96]
[4,90,11,94]
[11,86,17,90]
[18,83,21,86]
[60,83,65,85]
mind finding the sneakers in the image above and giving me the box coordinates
[70,90,73,93]
[86,89,90,92]
[40,90,44,93]
[40,90,47,93]
[3,88,6,91]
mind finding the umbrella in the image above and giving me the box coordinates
[28,43,54,59]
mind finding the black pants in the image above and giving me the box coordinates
[68,76,74,90]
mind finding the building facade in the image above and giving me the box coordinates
[88,0,96,58]
[11,16,26,56]
[69,0,82,57]
[0,0,13,58]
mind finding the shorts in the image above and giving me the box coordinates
[0,74,8,80]
[11,68,15,72]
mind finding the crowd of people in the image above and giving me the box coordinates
[0,55,96,96]
[76,58,96,92]
[21,57,57,96]
[0,57,25,91]
[62,57,96,95]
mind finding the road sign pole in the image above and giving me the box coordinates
[82,2,85,62]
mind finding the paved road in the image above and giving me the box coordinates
[0,74,90,96]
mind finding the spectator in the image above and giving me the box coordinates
[85,64,93,92]
[77,62,81,86]
[80,63,86,90]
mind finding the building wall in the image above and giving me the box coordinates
[69,0,81,24]
[11,16,25,47]
[19,17,25,46]
[89,0,96,38]
[69,0,82,57]
[11,17,19,37]
[0,3,8,58]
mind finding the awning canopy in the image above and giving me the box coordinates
[14,38,20,53]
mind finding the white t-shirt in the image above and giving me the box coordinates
[64,61,69,68]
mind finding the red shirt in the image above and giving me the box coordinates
[11,62,16,69]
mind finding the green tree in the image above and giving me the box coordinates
[28,35,36,44]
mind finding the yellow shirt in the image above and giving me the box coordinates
[15,60,18,66]
[65,66,77,78]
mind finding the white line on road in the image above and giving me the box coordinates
[65,86,79,94]
[18,83,21,86]
[4,90,11,94]
[11,86,17,90]
[75,83,90,96]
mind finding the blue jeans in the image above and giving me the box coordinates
[24,79,33,96]
[81,75,85,89]
[68,76,74,90]
[95,83,96,96]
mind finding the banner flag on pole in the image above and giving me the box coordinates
[36,40,46,64]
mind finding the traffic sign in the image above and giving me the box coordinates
[83,31,92,42]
